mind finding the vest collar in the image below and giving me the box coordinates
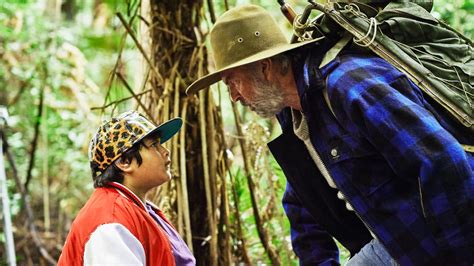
[107,182,147,211]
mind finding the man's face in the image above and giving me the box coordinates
[221,66,285,118]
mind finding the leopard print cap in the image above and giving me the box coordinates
[88,111,157,178]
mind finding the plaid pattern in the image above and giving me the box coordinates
[283,183,340,265]
[283,50,474,265]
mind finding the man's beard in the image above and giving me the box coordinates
[248,76,285,118]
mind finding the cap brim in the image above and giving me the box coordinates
[186,37,323,95]
[145,118,183,144]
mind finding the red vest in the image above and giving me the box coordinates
[58,182,175,266]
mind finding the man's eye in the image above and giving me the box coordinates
[227,79,239,90]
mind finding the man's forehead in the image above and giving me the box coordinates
[221,68,242,81]
[221,69,232,81]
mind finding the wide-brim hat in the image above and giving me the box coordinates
[186,4,323,94]
[88,111,182,178]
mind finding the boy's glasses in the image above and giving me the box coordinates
[144,138,161,151]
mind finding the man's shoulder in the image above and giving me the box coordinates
[325,53,405,92]
[333,54,396,75]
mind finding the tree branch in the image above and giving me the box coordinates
[116,72,155,119]
[90,89,153,111]
[24,83,45,191]
[2,128,57,265]
[116,12,164,85]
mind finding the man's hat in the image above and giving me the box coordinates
[186,4,322,94]
[88,111,182,178]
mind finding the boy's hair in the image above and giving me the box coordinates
[93,143,144,188]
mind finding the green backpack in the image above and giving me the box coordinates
[289,0,473,139]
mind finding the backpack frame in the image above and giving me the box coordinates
[287,0,473,133]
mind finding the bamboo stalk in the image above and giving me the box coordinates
[207,92,217,212]
[217,105,251,265]
[215,109,238,265]
[206,0,216,25]
[173,79,183,235]
[265,156,292,263]
[194,17,218,260]
[198,89,218,265]
[231,102,281,265]
[146,1,227,263]
[175,168,184,235]
[41,102,50,233]
[224,0,229,11]
[179,99,193,252]
[162,90,170,122]
[218,170,231,265]
[57,204,64,250]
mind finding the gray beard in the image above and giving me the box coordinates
[249,77,286,118]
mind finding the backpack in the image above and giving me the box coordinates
[289,0,473,139]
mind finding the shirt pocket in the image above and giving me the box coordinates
[325,134,394,198]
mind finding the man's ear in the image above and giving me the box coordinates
[260,58,274,81]
[114,158,133,174]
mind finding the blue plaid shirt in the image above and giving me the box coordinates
[281,49,474,265]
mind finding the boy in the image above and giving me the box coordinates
[58,111,195,265]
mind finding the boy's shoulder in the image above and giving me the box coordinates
[72,187,121,225]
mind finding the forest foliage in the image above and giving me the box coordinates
[0,0,472,264]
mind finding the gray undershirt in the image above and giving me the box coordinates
[291,109,354,211]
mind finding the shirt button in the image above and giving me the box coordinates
[337,191,345,200]
[346,202,354,211]
[330,148,338,157]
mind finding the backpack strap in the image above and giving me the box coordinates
[322,83,337,119]
[461,145,474,153]
[319,34,352,120]
[320,34,352,69]
[317,34,473,154]
[324,87,473,153]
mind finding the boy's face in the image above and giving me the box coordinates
[130,136,172,190]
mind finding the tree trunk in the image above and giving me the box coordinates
[146,0,224,264]
[142,0,290,264]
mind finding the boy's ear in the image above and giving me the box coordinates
[114,158,133,173]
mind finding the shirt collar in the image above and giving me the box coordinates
[291,44,341,111]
